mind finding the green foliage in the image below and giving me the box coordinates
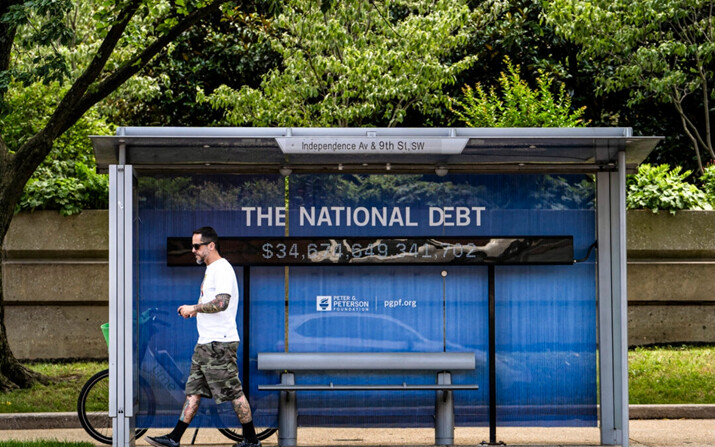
[700,164,715,204]
[1,0,217,118]
[543,0,715,170]
[2,81,112,215]
[466,0,572,79]
[450,58,588,127]
[103,6,281,126]
[544,0,714,104]
[199,0,477,127]
[2,4,116,212]
[16,161,108,215]
[0,0,75,100]
[626,164,712,214]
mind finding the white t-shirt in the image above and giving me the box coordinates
[196,257,240,344]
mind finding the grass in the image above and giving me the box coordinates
[0,361,106,413]
[628,345,715,404]
[0,346,712,413]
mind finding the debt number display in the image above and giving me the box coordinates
[167,236,573,266]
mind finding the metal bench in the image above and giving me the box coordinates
[257,352,479,446]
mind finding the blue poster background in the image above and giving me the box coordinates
[134,173,597,429]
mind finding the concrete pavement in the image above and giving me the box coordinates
[1,419,714,447]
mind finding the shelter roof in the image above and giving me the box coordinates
[91,127,661,174]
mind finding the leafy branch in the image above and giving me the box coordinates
[449,57,588,127]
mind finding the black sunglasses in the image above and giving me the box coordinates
[192,242,210,250]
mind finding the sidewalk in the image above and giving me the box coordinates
[1,418,714,447]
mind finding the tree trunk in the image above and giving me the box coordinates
[0,212,48,392]
[0,260,48,391]
[0,140,51,390]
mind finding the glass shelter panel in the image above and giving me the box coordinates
[135,172,596,429]
[496,264,597,426]
[135,175,285,429]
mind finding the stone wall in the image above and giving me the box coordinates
[2,210,109,360]
[626,210,715,346]
[2,209,713,360]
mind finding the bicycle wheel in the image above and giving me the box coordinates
[218,426,277,441]
[77,369,150,444]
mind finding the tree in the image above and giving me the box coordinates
[450,57,588,127]
[104,6,281,126]
[199,0,478,127]
[0,0,237,390]
[543,0,715,173]
[456,0,579,89]
[5,80,113,215]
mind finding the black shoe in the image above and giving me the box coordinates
[146,434,180,447]
[235,439,261,447]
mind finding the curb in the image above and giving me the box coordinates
[0,412,81,430]
[1,406,714,430]
[629,404,715,419]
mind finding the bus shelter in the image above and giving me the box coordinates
[92,127,661,447]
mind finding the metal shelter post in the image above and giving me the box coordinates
[109,162,136,447]
[597,150,629,447]
[486,264,499,445]
[434,371,455,445]
[278,372,297,447]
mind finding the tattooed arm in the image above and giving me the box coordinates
[196,293,231,313]
[178,293,230,318]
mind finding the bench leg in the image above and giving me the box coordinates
[435,372,454,445]
[278,372,297,447]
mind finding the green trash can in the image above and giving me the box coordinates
[101,323,110,347]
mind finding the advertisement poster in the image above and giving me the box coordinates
[136,173,597,428]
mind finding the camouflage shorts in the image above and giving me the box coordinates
[185,341,244,404]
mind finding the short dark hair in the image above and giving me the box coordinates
[193,226,220,252]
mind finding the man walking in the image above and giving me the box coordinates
[147,226,261,447]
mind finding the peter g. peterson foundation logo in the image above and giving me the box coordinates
[316,295,369,312]
[316,296,332,311]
